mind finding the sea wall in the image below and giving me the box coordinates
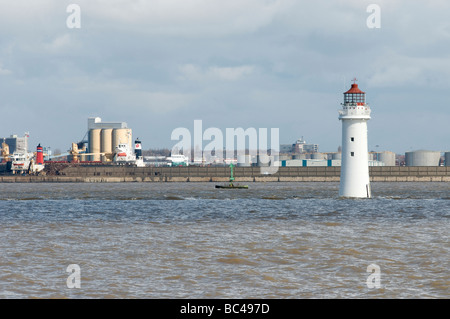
[1,166,450,182]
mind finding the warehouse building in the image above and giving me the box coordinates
[0,133,29,154]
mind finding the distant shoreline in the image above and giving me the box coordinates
[1,165,449,183]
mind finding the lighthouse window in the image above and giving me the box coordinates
[351,137,354,142]
[344,93,365,104]
[351,152,355,156]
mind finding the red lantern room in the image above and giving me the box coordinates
[344,79,365,106]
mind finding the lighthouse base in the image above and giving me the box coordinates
[339,182,372,199]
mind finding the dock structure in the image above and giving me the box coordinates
[1,165,450,182]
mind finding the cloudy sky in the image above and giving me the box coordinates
[0,0,449,154]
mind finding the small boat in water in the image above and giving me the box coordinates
[215,183,248,189]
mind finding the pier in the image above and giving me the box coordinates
[1,166,450,182]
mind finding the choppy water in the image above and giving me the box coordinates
[0,182,448,299]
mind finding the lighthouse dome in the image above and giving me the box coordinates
[344,83,366,105]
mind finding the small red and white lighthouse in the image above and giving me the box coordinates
[36,144,44,165]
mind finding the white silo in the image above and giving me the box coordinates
[87,117,131,161]
[292,154,307,160]
[445,152,450,166]
[88,129,101,162]
[376,151,396,166]
[311,152,327,160]
[257,154,270,167]
[237,154,252,167]
[101,129,113,162]
[405,150,441,166]
[338,80,371,198]
[112,128,132,151]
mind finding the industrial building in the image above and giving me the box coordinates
[280,137,319,154]
[227,150,414,168]
[0,133,29,155]
[278,138,403,169]
[86,117,132,162]
[280,158,384,167]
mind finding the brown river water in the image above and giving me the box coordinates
[0,182,448,298]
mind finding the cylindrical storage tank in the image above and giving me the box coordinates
[88,129,101,162]
[237,155,251,167]
[101,129,113,162]
[445,152,450,167]
[127,129,132,147]
[293,154,306,160]
[270,155,280,167]
[378,151,396,166]
[405,150,440,166]
[311,152,326,160]
[332,152,342,160]
[257,154,270,167]
[112,128,132,151]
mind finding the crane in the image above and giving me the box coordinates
[0,142,10,162]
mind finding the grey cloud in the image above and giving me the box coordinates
[0,0,449,153]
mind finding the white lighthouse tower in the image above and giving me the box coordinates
[339,79,372,198]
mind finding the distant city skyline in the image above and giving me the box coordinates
[0,1,449,154]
